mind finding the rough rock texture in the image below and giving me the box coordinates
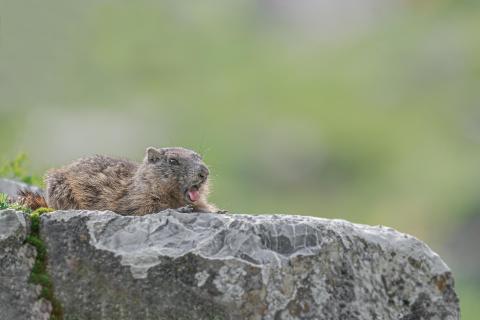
[40,210,459,320]
[0,178,43,201]
[0,209,51,320]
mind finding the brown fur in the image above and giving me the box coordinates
[37,147,216,215]
[18,189,48,210]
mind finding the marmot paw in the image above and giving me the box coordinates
[176,205,195,213]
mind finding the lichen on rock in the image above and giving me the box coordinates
[37,209,459,320]
[0,178,460,320]
[0,209,51,320]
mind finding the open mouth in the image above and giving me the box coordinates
[186,185,201,202]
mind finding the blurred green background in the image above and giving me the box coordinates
[1,0,479,317]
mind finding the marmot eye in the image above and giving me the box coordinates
[168,158,179,165]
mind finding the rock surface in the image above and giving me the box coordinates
[0,209,51,320]
[0,178,43,201]
[39,209,459,320]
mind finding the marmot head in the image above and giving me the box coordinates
[142,147,210,205]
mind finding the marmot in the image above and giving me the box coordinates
[20,147,217,215]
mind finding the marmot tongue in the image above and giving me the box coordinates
[188,188,200,202]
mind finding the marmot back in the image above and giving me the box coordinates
[30,147,216,215]
[45,155,137,212]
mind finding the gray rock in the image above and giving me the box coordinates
[0,178,43,201]
[0,209,51,320]
[40,210,459,320]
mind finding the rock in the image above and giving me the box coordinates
[40,210,459,320]
[0,178,43,201]
[0,209,51,320]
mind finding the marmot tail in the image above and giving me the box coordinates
[18,189,49,210]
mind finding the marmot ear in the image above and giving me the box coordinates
[146,147,163,163]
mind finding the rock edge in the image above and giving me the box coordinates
[37,209,460,320]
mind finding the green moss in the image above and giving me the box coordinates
[0,158,60,318]
[33,207,55,215]
[26,208,64,320]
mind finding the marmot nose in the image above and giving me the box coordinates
[198,165,209,180]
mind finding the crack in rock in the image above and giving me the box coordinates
[33,209,459,320]
[0,209,51,320]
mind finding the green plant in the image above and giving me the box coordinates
[0,193,10,210]
[0,153,44,188]
[0,198,58,315]
[8,202,31,213]
[26,207,63,320]
[0,192,31,212]
[0,193,9,210]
